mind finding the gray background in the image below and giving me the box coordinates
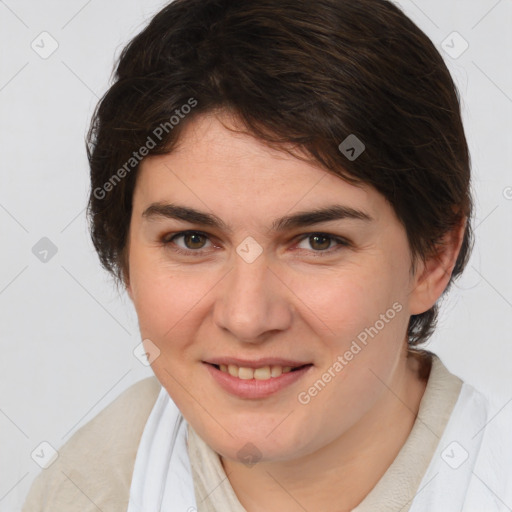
[0,0,511,509]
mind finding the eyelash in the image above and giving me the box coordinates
[160,230,351,257]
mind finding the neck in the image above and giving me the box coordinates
[221,350,431,512]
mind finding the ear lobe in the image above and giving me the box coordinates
[409,218,467,316]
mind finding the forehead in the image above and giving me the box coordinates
[133,113,390,224]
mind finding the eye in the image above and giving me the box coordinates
[162,231,214,255]
[295,233,350,255]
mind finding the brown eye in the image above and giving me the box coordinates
[162,231,214,255]
[182,232,207,250]
[295,232,350,255]
[308,234,332,251]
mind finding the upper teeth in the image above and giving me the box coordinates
[219,364,294,380]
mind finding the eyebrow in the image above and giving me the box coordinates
[141,202,373,233]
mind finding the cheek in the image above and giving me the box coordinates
[129,265,173,339]
[132,275,200,345]
[128,242,202,339]
[291,261,409,410]
[129,269,209,411]
[289,259,406,345]
[308,263,406,393]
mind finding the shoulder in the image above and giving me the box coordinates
[22,376,161,512]
[410,364,512,510]
[443,367,512,466]
[433,380,512,507]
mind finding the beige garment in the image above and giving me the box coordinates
[187,354,462,512]
[22,376,161,512]
[22,355,461,512]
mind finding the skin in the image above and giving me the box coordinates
[125,112,465,511]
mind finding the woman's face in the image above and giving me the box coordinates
[126,112,423,464]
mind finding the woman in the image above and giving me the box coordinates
[22,0,512,510]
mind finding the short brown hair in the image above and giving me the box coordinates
[86,0,473,347]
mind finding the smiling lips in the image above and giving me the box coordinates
[204,357,311,381]
[203,357,313,398]
[204,360,313,399]
[219,364,294,380]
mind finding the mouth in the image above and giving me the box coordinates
[203,359,314,399]
[206,362,312,380]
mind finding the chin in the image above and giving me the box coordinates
[217,439,300,465]
[196,419,310,465]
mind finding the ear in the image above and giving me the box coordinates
[408,217,467,316]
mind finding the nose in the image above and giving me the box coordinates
[213,252,293,343]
